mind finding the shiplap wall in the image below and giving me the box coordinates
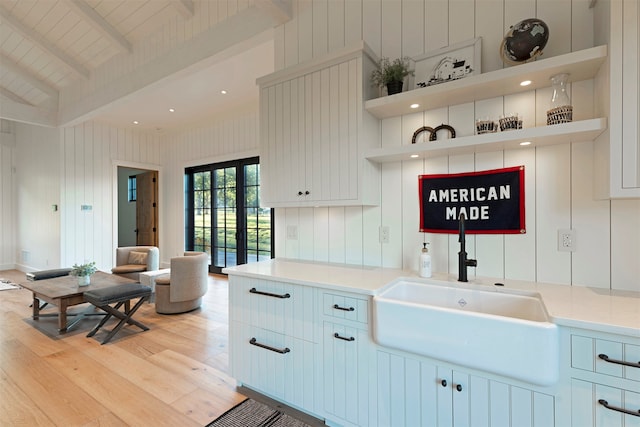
[9,121,162,273]
[0,120,16,270]
[159,110,259,262]
[264,0,639,291]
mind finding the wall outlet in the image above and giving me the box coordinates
[558,229,576,252]
[379,226,390,244]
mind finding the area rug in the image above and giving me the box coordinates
[0,279,20,291]
[206,398,312,427]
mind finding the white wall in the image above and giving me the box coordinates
[159,109,260,264]
[12,123,62,271]
[0,120,17,270]
[266,0,639,291]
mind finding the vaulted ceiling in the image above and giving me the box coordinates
[0,0,287,130]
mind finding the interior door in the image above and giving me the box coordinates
[136,171,158,246]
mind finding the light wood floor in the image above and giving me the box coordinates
[0,269,321,427]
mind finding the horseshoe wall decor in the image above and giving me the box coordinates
[429,124,456,141]
[411,126,435,144]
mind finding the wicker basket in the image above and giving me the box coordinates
[499,116,523,131]
[476,120,498,134]
[546,105,573,125]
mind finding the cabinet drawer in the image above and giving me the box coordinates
[322,292,368,324]
[571,335,640,383]
[229,276,315,341]
[571,378,640,426]
[230,322,316,410]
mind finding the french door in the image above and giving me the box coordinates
[185,157,273,274]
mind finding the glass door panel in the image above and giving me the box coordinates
[213,167,237,269]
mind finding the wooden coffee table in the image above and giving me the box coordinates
[20,271,136,332]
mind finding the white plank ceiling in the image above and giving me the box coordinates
[0,0,284,130]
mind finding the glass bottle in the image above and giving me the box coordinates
[548,73,572,124]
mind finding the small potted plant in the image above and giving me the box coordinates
[371,56,414,96]
[70,261,97,286]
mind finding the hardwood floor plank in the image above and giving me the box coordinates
[80,342,200,404]
[0,367,55,426]
[171,387,247,426]
[44,349,201,426]
[0,340,110,426]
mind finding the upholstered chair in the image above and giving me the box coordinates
[154,251,208,314]
[111,246,159,281]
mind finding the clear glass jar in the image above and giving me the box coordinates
[550,73,571,108]
[547,73,572,125]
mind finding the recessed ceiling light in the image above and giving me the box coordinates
[410,154,419,158]
[520,141,532,146]
[169,108,175,112]
[410,103,420,109]
[221,90,227,94]
[133,120,139,125]
[520,80,532,86]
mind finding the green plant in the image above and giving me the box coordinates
[371,56,414,87]
[70,261,97,277]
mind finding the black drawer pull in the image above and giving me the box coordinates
[598,353,640,368]
[333,304,355,312]
[456,384,463,392]
[249,338,290,354]
[249,287,291,299]
[598,399,640,417]
[333,333,355,342]
[441,379,447,387]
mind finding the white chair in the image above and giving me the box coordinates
[111,246,159,281]
[154,252,208,314]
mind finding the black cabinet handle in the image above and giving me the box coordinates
[249,338,290,354]
[598,399,640,417]
[333,333,355,342]
[441,379,447,387]
[298,191,303,196]
[598,353,640,368]
[249,287,290,299]
[456,384,463,392]
[333,304,355,312]
[305,190,310,195]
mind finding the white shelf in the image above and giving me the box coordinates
[365,118,608,163]
[364,45,607,119]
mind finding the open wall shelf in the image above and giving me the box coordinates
[365,118,608,163]
[364,45,607,119]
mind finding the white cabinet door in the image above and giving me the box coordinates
[322,322,372,427]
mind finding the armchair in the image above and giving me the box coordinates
[111,246,159,281]
[154,252,208,314]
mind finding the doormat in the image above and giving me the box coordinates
[206,398,312,427]
[0,279,20,291]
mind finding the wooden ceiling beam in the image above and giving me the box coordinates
[0,87,34,106]
[0,4,90,79]
[170,0,194,19]
[67,0,132,54]
[254,0,292,25]
[0,53,59,99]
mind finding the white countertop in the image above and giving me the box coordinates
[223,258,640,338]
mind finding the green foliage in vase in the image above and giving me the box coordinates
[70,261,97,277]
[371,56,414,87]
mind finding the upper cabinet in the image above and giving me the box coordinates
[258,42,380,208]
[364,45,609,163]
[594,0,640,199]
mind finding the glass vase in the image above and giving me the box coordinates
[78,275,90,286]
[547,73,572,125]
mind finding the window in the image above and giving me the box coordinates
[185,157,273,274]
[128,175,137,202]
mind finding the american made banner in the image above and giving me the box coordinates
[419,166,526,234]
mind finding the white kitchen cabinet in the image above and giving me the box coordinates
[594,0,640,198]
[375,348,555,427]
[569,329,640,426]
[228,276,318,413]
[320,291,373,427]
[258,41,380,207]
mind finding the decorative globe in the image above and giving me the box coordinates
[500,18,549,65]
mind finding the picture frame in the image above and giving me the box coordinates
[412,37,482,89]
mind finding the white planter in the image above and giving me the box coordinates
[78,275,90,286]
